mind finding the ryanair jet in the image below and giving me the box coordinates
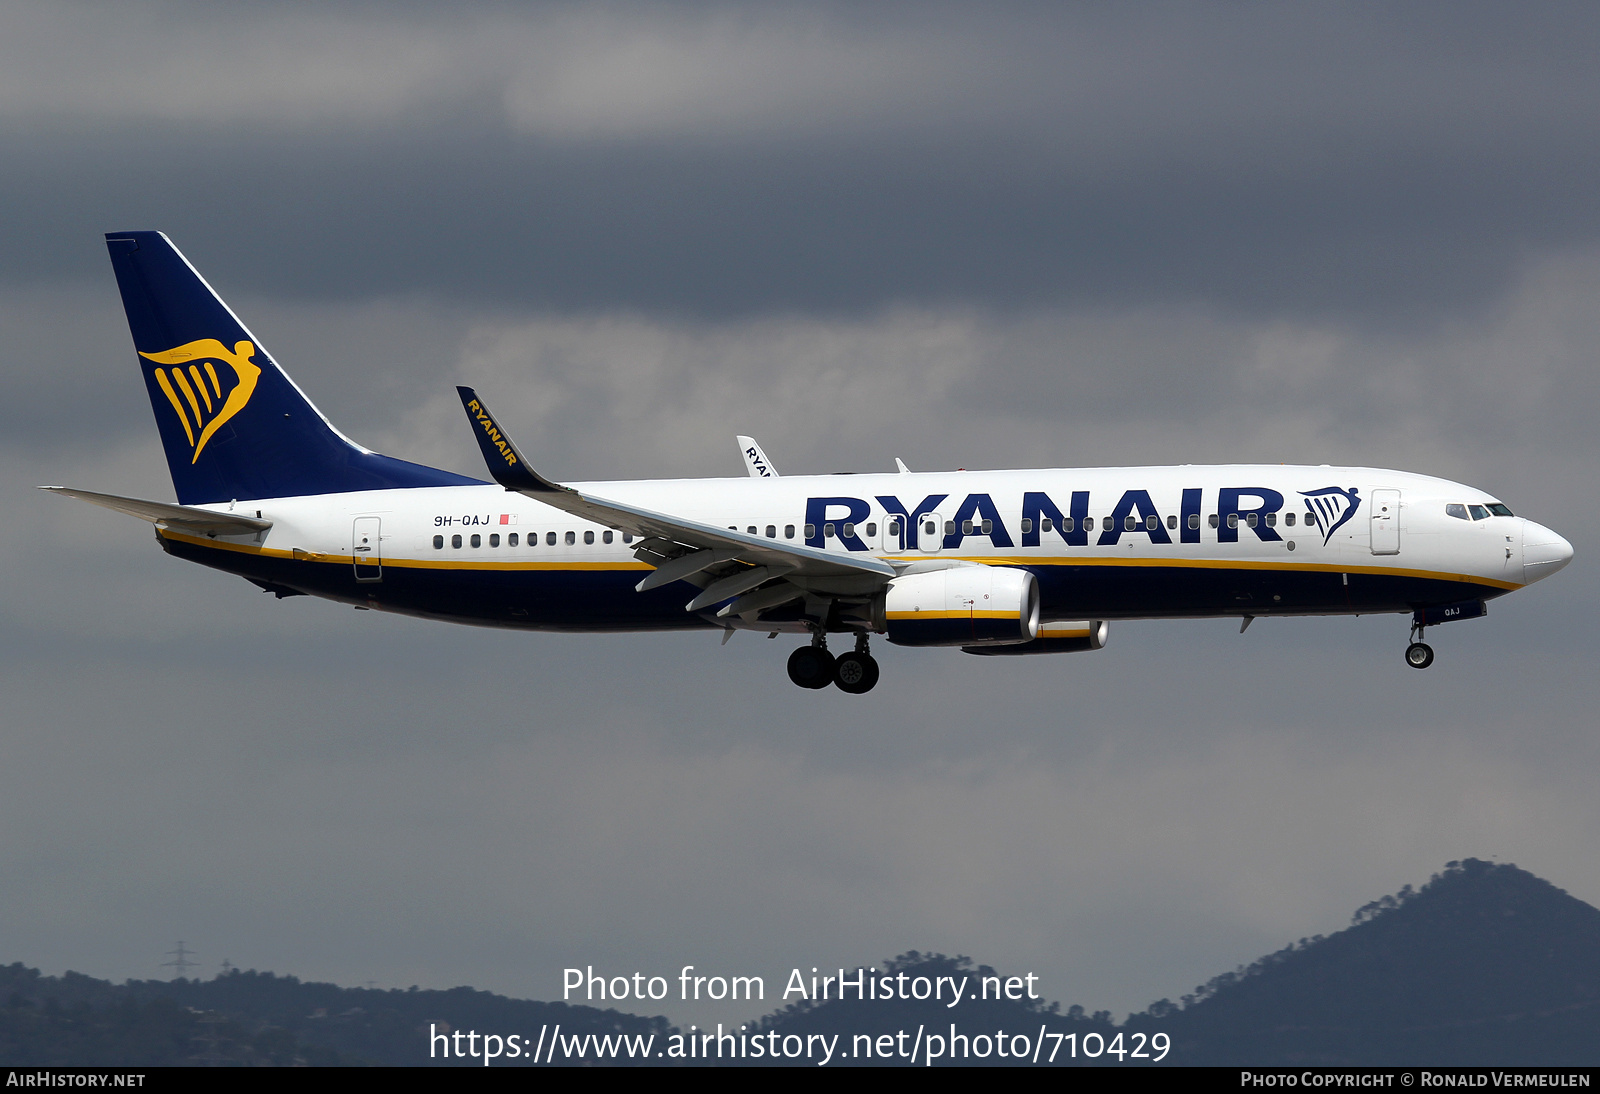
[47,232,1574,694]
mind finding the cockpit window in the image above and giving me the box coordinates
[1446,503,1469,520]
[1469,504,1490,521]
[1486,503,1514,517]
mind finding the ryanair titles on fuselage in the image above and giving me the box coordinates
[801,483,1356,553]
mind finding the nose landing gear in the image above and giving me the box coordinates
[1405,641,1435,669]
[1405,620,1434,669]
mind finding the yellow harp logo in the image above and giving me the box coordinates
[140,339,262,463]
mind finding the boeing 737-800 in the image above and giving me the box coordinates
[46,232,1574,694]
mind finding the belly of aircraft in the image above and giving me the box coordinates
[161,534,1507,631]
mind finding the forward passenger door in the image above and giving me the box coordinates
[1370,490,1400,555]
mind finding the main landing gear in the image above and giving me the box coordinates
[787,634,880,693]
[1405,620,1435,669]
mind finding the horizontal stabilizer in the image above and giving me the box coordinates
[41,486,271,537]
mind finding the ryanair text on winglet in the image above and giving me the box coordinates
[467,399,519,469]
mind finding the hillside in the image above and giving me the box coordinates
[4,858,1596,1065]
[1127,859,1600,1065]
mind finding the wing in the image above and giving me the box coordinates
[41,486,272,537]
[457,388,894,620]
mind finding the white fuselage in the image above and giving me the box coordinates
[157,464,1570,632]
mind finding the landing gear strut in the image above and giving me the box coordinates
[1405,620,1434,669]
[832,635,880,694]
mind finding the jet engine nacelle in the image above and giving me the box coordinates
[882,565,1040,647]
[961,620,1109,656]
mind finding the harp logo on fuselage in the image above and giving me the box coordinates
[1300,486,1361,546]
[140,339,262,463]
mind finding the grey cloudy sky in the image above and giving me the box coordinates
[3,1,1598,1030]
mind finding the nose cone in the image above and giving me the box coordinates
[1523,521,1574,584]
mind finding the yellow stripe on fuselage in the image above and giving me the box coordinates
[886,610,1020,620]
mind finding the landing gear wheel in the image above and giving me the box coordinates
[833,652,880,694]
[1405,642,1435,669]
[787,646,836,689]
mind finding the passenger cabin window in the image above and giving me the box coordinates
[1124,515,1137,531]
[1246,513,1258,528]
[1265,513,1276,527]
[785,525,796,539]
[1189,514,1201,530]
[1041,517,1053,533]
[1284,513,1295,527]
[866,522,877,537]
[1020,518,1033,534]
[981,519,993,535]
[825,523,836,538]
[433,535,444,549]
[1208,514,1219,529]
[1446,503,1469,520]
[470,534,481,548]
[509,533,519,546]
[1227,514,1239,529]
[804,524,816,539]
[887,520,901,536]
[547,531,557,546]
[843,522,855,538]
[944,520,956,535]
[1102,516,1114,531]
[452,534,462,548]
[1167,515,1177,530]
[623,533,634,543]
[1145,515,1158,531]
[603,531,613,544]
[962,520,974,535]
[766,525,777,538]
[925,520,937,536]
[584,530,595,544]
[490,533,500,547]
[565,531,576,545]
[747,526,757,535]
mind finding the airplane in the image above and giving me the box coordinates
[45,231,1574,694]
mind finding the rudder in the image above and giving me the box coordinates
[105,231,480,504]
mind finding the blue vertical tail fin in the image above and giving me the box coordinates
[105,231,480,504]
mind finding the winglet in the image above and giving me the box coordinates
[736,435,780,478]
[455,387,566,495]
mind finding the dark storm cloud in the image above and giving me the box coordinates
[3,3,1599,323]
